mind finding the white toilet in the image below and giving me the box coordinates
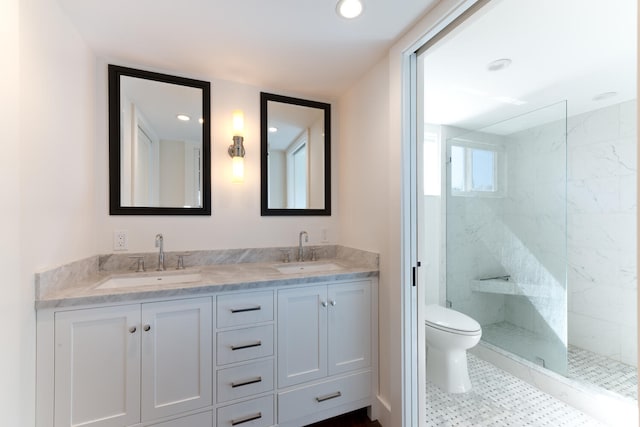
[425,304,482,393]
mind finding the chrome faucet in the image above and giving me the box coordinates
[298,231,309,262]
[155,233,165,271]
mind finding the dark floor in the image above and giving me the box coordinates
[305,408,382,427]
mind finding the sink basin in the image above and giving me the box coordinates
[97,271,202,290]
[274,262,343,274]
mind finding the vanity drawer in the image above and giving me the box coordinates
[217,395,274,427]
[217,291,274,328]
[147,410,213,427]
[217,360,274,403]
[277,370,371,424]
[217,325,274,365]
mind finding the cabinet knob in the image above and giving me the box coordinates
[330,300,337,306]
[321,301,328,308]
[143,324,151,332]
[128,326,137,334]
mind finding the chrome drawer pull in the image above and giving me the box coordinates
[315,391,342,402]
[231,412,262,426]
[231,341,262,351]
[231,376,263,388]
[230,305,262,313]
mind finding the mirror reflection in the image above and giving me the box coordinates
[109,65,211,215]
[261,92,331,216]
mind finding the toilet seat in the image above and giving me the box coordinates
[425,304,481,336]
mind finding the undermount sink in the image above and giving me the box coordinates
[274,262,343,275]
[97,271,202,290]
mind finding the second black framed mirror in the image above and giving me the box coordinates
[260,92,331,216]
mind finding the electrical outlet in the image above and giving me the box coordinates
[113,230,128,251]
[321,229,329,243]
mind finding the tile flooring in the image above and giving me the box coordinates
[425,354,605,426]
[568,345,638,400]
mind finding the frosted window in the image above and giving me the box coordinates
[451,146,465,192]
[470,148,495,191]
[450,144,502,196]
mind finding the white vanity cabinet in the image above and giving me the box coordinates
[37,273,378,427]
[276,280,372,425]
[52,297,212,427]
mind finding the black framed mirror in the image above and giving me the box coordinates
[260,92,331,216]
[108,64,211,215]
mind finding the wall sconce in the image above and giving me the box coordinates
[228,110,245,182]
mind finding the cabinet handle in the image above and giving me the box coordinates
[231,412,262,426]
[316,391,342,402]
[231,376,262,388]
[128,326,137,333]
[321,301,328,307]
[330,300,337,306]
[230,306,261,313]
[143,324,151,332]
[231,341,262,351]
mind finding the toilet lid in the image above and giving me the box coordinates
[424,304,481,334]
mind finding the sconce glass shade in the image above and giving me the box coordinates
[232,110,245,136]
[232,156,244,183]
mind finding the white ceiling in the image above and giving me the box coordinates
[58,0,437,100]
[423,0,637,133]
[57,0,636,133]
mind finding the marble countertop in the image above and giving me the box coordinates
[35,259,379,309]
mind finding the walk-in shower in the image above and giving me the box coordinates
[445,101,568,375]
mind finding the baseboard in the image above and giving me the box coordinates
[375,395,391,426]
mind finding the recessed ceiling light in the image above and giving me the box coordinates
[177,114,191,121]
[336,0,363,19]
[487,58,512,72]
[592,91,618,101]
[268,127,278,133]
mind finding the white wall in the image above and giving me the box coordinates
[338,58,391,422]
[0,0,23,424]
[1,0,97,425]
[95,60,339,253]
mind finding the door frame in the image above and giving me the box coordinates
[399,1,486,425]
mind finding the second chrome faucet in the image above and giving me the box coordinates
[298,231,309,262]
[155,233,165,271]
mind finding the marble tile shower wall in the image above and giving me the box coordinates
[446,131,507,326]
[566,100,637,367]
[445,100,636,368]
[501,116,568,370]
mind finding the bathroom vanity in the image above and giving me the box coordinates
[35,247,379,427]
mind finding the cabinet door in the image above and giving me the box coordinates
[141,297,213,421]
[54,304,140,427]
[277,286,327,387]
[328,281,371,375]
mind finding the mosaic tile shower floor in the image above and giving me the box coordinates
[568,345,637,400]
[482,321,637,400]
[425,354,604,426]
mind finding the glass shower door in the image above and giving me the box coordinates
[445,101,568,375]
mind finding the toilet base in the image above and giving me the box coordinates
[426,346,472,393]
